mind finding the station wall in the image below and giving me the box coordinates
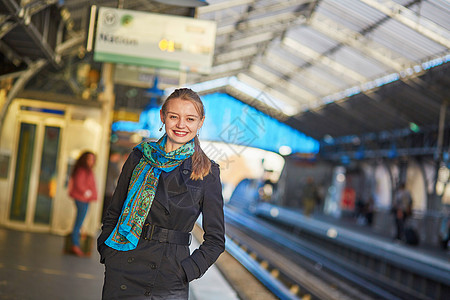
[0,98,109,237]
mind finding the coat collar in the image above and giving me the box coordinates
[180,156,192,171]
[155,157,192,213]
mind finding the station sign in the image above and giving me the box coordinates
[94,7,216,74]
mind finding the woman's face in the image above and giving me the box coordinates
[86,153,95,168]
[160,97,204,152]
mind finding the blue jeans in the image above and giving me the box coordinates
[72,200,89,247]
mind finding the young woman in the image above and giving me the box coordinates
[98,88,225,299]
[69,151,98,256]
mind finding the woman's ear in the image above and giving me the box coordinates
[160,110,165,123]
[198,115,205,129]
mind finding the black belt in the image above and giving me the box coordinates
[142,223,191,246]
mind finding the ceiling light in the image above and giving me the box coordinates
[153,0,208,7]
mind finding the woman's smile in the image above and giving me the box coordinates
[173,130,188,137]
[161,97,205,152]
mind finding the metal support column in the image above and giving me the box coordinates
[95,62,116,225]
[430,100,448,210]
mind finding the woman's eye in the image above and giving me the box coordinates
[170,115,177,119]
[188,118,195,121]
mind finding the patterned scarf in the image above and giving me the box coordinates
[105,135,195,251]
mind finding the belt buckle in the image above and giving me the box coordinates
[149,224,156,240]
[188,233,192,245]
[143,223,150,240]
[144,224,155,240]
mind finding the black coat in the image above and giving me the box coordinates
[97,148,225,299]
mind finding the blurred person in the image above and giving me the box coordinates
[102,151,122,222]
[97,88,225,299]
[258,170,275,203]
[355,197,366,225]
[392,183,413,241]
[68,151,98,256]
[365,197,375,227]
[439,209,450,250]
[303,177,319,217]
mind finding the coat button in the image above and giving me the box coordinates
[144,291,151,296]
[127,257,134,263]
[182,169,189,175]
[150,263,157,269]
[164,210,169,215]
[120,284,127,290]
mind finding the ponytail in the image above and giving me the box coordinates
[191,135,211,180]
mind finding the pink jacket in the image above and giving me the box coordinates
[69,168,97,202]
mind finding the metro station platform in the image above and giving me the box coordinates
[316,211,450,264]
[0,227,239,300]
[252,203,450,285]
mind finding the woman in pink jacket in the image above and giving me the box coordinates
[69,151,98,256]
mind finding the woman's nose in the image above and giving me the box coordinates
[177,119,185,128]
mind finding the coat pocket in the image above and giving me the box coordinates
[161,245,189,288]
[102,244,119,262]
[176,245,190,285]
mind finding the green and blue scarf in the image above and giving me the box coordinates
[105,135,195,251]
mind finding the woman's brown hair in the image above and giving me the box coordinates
[71,151,95,177]
[161,88,211,180]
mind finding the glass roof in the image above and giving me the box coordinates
[191,0,450,115]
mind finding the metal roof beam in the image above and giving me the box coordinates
[199,0,311,19]
[216,25,288,46]
[331,102,378,132]
[400,77,445,109]
[224,31,275,50]
[210,60,246,74]
[0,14,10,26]
[305,109,357,135]
[309,12,415,71]
[263,50,338,94]
[217,11,304,35]
[197,0,254,14]
[359,0,450,48]
[248,64,319,107]
[190,69,246,82]
[362,91,410,124]
[282,37,368,84]
[240,0,313,22]
[0,40,28,66]
[248,0,313,15]
[55,33,85,56]
[24,0,59,17]
[0,19,17,39]
[225,84,290,122]
[1,0,62,67]
[237,73,301,116]
[1,0,59,20]
[213,1,313,37]
[214,45,259,64]
[0,59,47,129]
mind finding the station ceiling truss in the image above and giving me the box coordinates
[0,0,449,147]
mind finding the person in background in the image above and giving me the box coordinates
[439,208,450,250]
[392,183,413,241]
[68,151,98,256]
[365,197,375,227]
[102,151,121,222]
[98,88,225,299]
[302,176,319,217]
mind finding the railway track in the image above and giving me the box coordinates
[226,221,368,300]
[223,206,441,300]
